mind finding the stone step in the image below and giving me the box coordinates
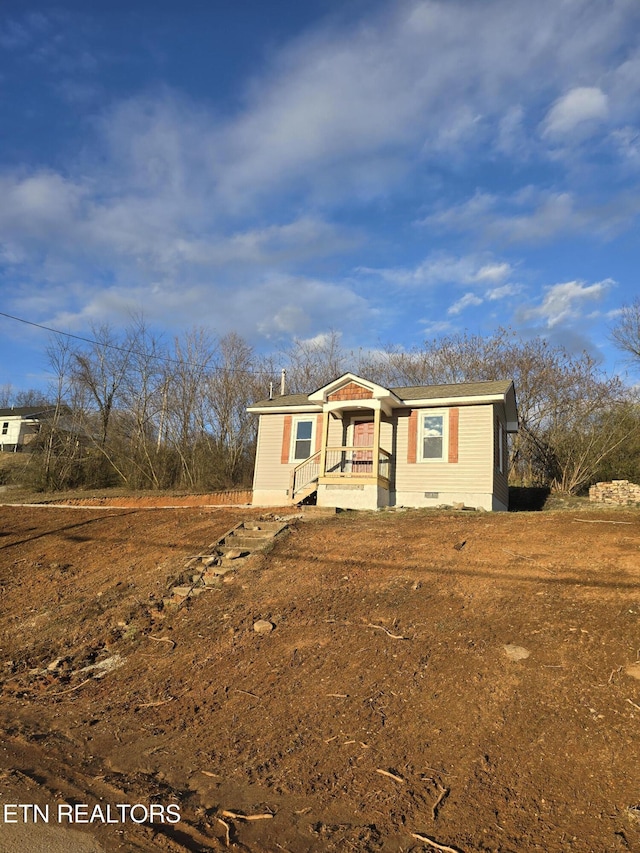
[219,556,249,569]
[241,521,286,533]
[217,545,249,557]
[229,529,276,540]
[222,535,273,549]
[171,585,195,598]
[204,563,236,577]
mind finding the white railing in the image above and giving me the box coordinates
[324,446,391,482]
[291,450,321,498]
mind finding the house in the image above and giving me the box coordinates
[0,406,53,452]
[247,373,518,511]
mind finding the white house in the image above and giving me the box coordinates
[248,373,518,511]
[0,406,52,452]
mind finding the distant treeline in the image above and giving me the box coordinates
[3,301,640,494]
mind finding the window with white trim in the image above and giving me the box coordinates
[291,417,314,461]
[1,422,8,436]
[419,410,447,461]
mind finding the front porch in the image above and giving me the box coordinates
[289,398,392,509]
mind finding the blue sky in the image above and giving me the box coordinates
[1,0,640,393]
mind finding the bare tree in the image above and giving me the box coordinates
[281,331,346,394]
[611,298,640,364]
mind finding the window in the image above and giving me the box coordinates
[292,418,314,461]
[419,411,446,461]
[1,422,8,436]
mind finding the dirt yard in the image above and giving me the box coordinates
[1,499,639,853]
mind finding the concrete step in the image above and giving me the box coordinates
[230,529,277,540]
[219,556,250,569]
[217,545,249,557]
[222,535,273,549]
[241,521,287,533]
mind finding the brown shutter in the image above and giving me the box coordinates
[315,414,323,453]
[281,415,292,464]
[448,407,459,463]
[407,410,418,464]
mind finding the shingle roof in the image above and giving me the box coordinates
[250,379,513,409]
[0,406,53,418]
[391,380,513,400]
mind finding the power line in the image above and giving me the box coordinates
[0,310,274,376]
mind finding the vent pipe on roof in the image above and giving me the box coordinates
[280,368,286,396]
[269,381,273,400]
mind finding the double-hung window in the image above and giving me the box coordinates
[291,418,314,461]
[1,422,8,436]
[419,411,446,461]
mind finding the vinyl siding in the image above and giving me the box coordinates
[394,404,494,494]
[493,406,509,507]
[253,412,315,492]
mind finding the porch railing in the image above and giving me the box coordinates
[291,449,321,498]
[324,446,391,482]
[291,446,392,500]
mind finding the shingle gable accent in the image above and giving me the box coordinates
[327,381,373,402]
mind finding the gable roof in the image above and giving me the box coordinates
[250,378,513,407]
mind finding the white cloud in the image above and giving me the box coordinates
[358,253,514,288]
[517,279,614,328]
[448,293,484,316]
[207,0,640,203]
[424,187,640,243]
[421,319,455,336]
[486,283,522,301]
[541,86,609,137]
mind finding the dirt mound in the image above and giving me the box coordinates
[1,505,640,852]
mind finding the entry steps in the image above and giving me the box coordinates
[162,520,288,609]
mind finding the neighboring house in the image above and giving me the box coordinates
[0,406,53,452]
[248,373,518,511]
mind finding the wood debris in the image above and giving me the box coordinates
[410,832,463,852]
[368,624,408,640]
[375,768,404,783]
[221,810,274,821]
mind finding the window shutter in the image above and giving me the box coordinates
[281,415,292,464]
[315,414,323,453]
[448,407,459,463]
[407,410,418,464]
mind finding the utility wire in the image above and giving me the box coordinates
[0,310,275,376]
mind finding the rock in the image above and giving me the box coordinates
[452,502,465,510]
[171,585,193,598]
[253,619,274,634]
[225,549,244,560]
[47,658,64,671]
[625,662,640,680]
[202,570,222,586]
[206,564,234,578]
[504,644,530,661]
[202,556,219,567]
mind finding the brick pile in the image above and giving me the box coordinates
[589,480,640,505]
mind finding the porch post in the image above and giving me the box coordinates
[319,408,330,477]
[372,403,381,479]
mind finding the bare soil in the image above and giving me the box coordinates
[1,500,640,852]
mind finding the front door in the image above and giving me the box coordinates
[353,420,374,473]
